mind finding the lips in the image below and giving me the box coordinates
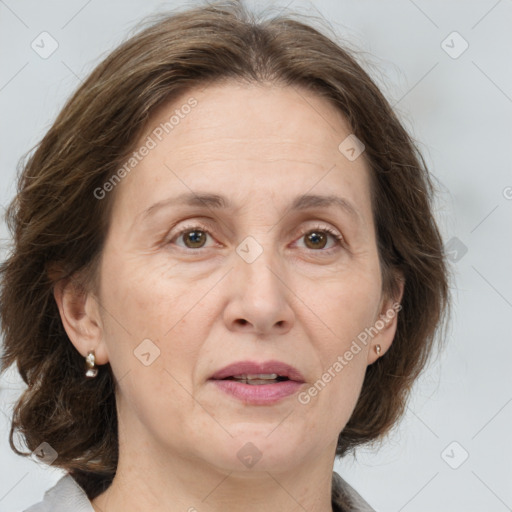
[209,360,306,383]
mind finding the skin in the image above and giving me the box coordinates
[54,81,403,512]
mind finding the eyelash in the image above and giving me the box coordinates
[169,223,345,255]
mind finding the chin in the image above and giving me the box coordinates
[200,430,314,474]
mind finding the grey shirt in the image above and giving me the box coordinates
[23,471,375,512]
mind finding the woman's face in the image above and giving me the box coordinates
[82,82,400,473]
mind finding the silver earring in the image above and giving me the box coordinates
[85,350,98,378]
[375,344,382,356]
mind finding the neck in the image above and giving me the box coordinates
[91,439,336,512]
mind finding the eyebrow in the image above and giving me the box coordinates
[138,192,362,224]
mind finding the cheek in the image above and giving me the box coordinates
[99,244,208,340]
[98,250,216,396]
[301,268,380,407]
[305,267,381,343]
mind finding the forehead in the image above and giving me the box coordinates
[110,81,373,227]
[148,81,355,160]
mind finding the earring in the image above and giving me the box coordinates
[375,344,382,356]
[85,350,98,378]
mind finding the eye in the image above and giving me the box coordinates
[170,225,215,249]
[168,223,345,253]
[294,225,344,252]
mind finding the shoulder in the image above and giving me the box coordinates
[332,471,376,512]
[22,473,95,512]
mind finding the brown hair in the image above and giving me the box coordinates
[0,0,450,500]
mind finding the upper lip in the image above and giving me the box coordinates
[209,360,306,383]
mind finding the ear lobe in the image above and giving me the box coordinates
[52,275,109,366]
[367,273,405,365]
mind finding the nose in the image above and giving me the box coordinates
[222,244,295,336]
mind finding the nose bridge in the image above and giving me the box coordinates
[226,230,294,333]
[235,232,284,298]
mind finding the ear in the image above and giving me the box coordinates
[366,272,405,365]
[52,273,109,366]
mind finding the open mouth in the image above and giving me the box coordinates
[208,360,306,403]
[221,374,290,385]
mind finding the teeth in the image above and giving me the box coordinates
[232,373,279,380]
[229,373,287,385]
[244,379,278,385]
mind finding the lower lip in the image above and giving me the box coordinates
[209,379,304,405]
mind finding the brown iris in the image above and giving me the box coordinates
[304,231,327,249]
[183,230,207,248]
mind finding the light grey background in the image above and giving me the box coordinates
[1,1,511,511]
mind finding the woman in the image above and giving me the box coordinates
[0,1,449,511]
